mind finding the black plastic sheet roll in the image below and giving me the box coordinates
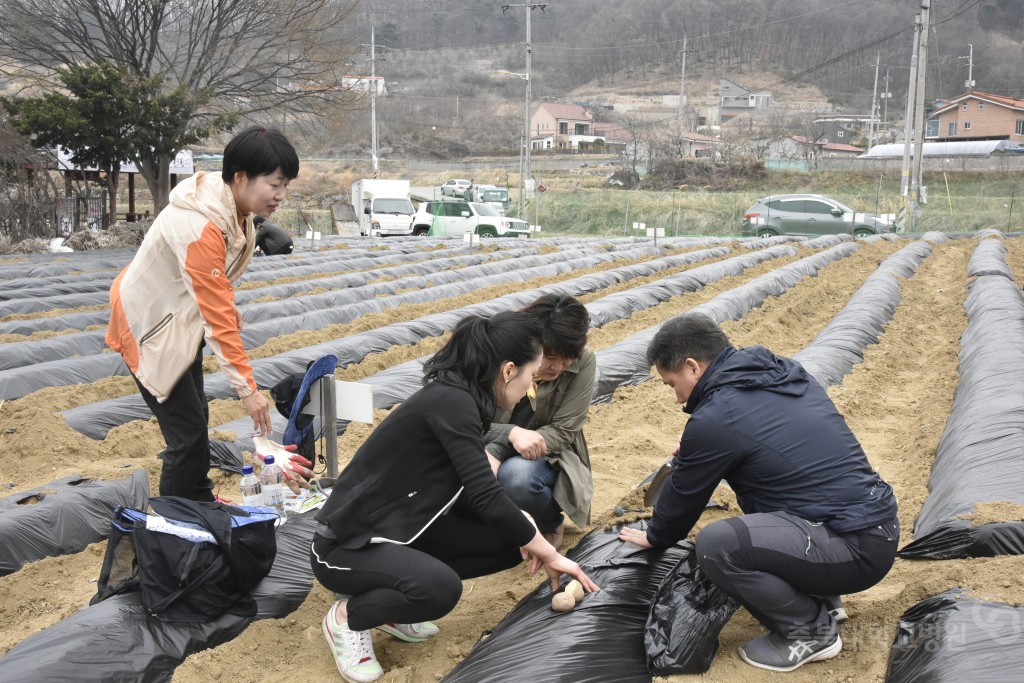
[0,507,320,682]
[0,470,149,576]
[900,239,1024,559]
[441,521,690,683]
[885,588,1024,683]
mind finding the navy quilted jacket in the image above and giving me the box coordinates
[646,345,897,548]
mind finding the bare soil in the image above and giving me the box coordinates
[1,235,1022,683]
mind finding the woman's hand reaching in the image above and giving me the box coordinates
[521,530,599,594]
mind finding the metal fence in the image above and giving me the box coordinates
[55,194,107,235]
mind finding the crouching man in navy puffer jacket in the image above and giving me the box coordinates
[620,312,898,673]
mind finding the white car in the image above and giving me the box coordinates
[440,179,472,197]
[411,200,529,238]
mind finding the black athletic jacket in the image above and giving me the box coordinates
[254,219,293,255]
[317,381,536,550]
[646,345,897,549]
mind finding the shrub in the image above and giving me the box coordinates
[642,158,768,192]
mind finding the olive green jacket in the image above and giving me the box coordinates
[484,348,596,528]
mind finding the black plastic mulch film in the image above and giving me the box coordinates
[900,238,1024,559]
[59,240,724,438]
[0,504,319,683]
[11,233,1020,682]
[884,588,1024,682]
[0,470,149,576]
[441,522,692,683]
[214,240,795,457]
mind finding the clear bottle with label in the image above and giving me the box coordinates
[239,464,262,506]
[260,454,287,525]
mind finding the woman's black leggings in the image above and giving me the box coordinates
[311,512,522,631]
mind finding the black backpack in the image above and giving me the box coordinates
[92,497,278,622]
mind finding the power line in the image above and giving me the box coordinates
[638,21,920,129]
[372,0,987,136]
[378,42,519,55]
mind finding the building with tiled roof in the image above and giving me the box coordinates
[926,90,1024,143]
[530,102,594,149]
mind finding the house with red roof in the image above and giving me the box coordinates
[926,91,1024,142]
[821,142,863,158]
[530,103,595,150]
[758,136,862,160]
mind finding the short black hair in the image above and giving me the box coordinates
[646,313,730,372]
[221,126,299,183]
[521,293,590,359]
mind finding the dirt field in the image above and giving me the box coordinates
[1,234,1022,683]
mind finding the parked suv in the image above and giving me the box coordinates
[741,194,895,238]
[411,200,529,238]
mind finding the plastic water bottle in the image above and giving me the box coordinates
[260,455,287,525]
[239,464,262,506]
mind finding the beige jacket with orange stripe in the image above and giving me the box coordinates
[107,172,257,403]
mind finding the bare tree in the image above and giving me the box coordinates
[0,120,61,242]
[616,115,654,185]
[0,0,358,211]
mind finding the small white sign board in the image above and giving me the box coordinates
[463,231,476,245]
[305,230,322,240]
[303,380,374,424]
[633,222,646,231]
[646,227,665,237]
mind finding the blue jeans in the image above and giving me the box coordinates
[497,455,563,533]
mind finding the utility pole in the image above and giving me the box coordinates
[502,3,546,215]
[518,130,525,218]
[881,68,892,133]
[370,26,379,176]
[677,36,697,130]
[909,0,931,229]
[962,43,975,91]
[868,52,880,149]
[900,14,921,210]
[525,7,533,196]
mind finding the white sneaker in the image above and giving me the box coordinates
[322,608,383,683]
[376,621,440,643]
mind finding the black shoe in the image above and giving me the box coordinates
[739,631,842,672]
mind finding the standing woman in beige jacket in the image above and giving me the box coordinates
[106,126,299,501]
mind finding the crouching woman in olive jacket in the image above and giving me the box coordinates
[484,294,595,550]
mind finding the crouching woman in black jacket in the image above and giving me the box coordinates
[311,311,599,683]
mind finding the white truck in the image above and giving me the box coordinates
[465,184,510,215]
[351,179,415,237]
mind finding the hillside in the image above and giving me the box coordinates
[321,0,1023,158]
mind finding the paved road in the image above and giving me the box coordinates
[410,186,442,202]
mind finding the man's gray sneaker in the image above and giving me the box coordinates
[739,631,842,672]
